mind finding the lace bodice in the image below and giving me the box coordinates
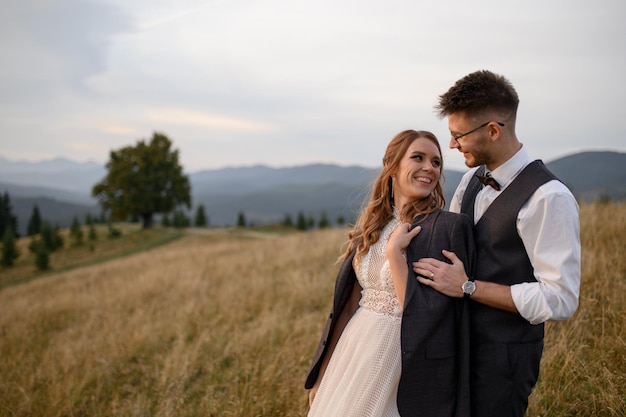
[353,216,404,318]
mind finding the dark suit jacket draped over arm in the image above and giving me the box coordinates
[305,209,476,417]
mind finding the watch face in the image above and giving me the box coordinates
[463,281,475,294]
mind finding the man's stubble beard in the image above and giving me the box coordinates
[463,135,493,168]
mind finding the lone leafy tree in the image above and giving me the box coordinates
[92,132,192,229]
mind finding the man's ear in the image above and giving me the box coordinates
[488,121,503,142]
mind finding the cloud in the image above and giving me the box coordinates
[102,124,145,136]
[137,3,217,31]
[0,0,133,97]
[0,0,624,172]
[146,107,278,133]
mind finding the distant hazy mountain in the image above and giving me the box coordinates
[189,164,464,225]
[1,151,624,235]
[0,156,102,175]
[0,181,96,206]
[544,151,626,201]
[0,156,105,196]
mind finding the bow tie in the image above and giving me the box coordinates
[475,173,501,191]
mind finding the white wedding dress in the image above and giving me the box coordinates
[308,216,403,417]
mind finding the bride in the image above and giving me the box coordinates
[304,130,475,417]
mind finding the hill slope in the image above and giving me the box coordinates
[546,151,626,201]
[1,151,624,234]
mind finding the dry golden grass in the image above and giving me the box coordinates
[527,202,626,416]
[0,202,624,416]
[0,224,182,291]
[0,227,343,416]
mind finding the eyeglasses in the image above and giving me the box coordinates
[452,121,505,144]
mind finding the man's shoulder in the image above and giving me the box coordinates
[437,209,470,220]
[535,179,577,201]
[426,209,472,228]
[522,179,580,220]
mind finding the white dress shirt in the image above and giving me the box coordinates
[450,146,581,325]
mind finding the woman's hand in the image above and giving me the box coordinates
[387,224,421,256]
[308,383,319,406]
[386,224,422,308]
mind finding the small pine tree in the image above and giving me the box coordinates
[39,221,63,252]
[85,214,97,242]
[318,211,330,229]
[53,225,64,250]
[296,211,307,231]
[161,213,171,227]
[194,204,208,227]
[282,213,294,228]
[27,204,42,236]
[172,209,190,228]
[0,192,19,238]
[70,216,84,246]
[88,222,97,242]
[336,214,346,226]
[30,239,50,271]
[237,212,247,228]
[1,228,20,267]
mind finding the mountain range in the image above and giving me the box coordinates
[1,151,625,236]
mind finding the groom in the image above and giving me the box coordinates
[413,70,581,417]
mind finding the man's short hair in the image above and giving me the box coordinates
[436,70,519,119]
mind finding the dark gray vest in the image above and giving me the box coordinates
[461,160,556,344]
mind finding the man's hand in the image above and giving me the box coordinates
[413,250,468,298]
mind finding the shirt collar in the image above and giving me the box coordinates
[489,145,533,190]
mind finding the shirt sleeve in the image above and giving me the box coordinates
[510,181,581,324]
[449,169,475,213]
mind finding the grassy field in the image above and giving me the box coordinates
[0,224,183,291]
[0,202,624,416]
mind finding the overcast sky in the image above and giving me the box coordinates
[1,0,624,173]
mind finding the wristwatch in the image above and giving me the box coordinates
[461,280,476,298]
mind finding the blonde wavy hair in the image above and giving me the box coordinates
[340,130,445,262]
